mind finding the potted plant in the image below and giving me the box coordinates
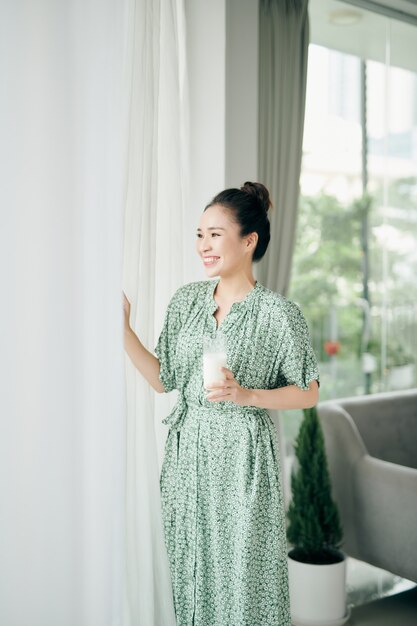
[367,336,415,390]
[386,339,415,389]
[286,406,350,625]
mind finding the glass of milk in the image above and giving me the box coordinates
[203,330,228,391]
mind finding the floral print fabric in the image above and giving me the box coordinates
[154,278,320,625]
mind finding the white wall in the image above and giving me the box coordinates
[184,0,259,283]
[184,0,226,283]
[226,0,259,188]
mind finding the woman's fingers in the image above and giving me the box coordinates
[122,291,131,321]
[122,291,130,328]
[221,367,234,379]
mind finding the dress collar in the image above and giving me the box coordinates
[206,277,261,314]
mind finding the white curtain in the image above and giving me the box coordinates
[0,1,129,625]
[122,0,188,624]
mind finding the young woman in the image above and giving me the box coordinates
[123,181,320,626]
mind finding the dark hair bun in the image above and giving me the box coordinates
[204,182,271,262]
[240,181,272,213]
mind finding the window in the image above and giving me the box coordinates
[283,1,417,457]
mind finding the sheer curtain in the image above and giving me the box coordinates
[0,1,128,625]
[1,1,188,624]
[122,0,188,624]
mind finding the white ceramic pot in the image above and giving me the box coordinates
[388,364,415,390]
[288,551,349,626]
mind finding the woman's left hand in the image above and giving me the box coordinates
[205,367,253,407]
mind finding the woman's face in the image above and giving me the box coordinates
[195,204,257,278]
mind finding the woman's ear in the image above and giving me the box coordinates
[246,232,258,250]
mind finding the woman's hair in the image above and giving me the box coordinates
[204,181,272,262]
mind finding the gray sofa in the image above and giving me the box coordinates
[317,388,417,583]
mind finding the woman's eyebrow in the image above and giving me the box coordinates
[196,227,226,232]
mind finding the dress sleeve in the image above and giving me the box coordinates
[273,301,320,391]
[154,288,182,393]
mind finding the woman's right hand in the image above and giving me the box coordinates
[123,291,131,332]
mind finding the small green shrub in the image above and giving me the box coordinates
[286,406,344,565]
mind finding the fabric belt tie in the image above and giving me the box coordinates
[161,394,268,433]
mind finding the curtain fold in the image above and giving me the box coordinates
[122,0,188,624]
[256,0,309,297]
[256,0,310,509]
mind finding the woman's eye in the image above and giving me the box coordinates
[197,233,220,238]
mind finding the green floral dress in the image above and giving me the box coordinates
[155,278,320,626]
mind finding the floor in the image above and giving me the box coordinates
[349,586,417,626]
[346,557,417,626]
[291,557,417,626]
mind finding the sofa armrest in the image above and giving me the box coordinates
[354,455,417,582]
[317,402,368,554]
[318,402,368,466]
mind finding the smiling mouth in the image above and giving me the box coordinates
[203,257,220,266]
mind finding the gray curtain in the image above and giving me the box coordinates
[255,0,309,298]
[255,0,310,509]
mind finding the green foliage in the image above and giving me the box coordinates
[289,192,365,362]
[290,181,417,351]
[290,192,363,310]
[367,336,414,369]
[386,340,414,368]
[286,406,343,562]
[369,176,417,306]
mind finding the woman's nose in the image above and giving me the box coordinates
[200,238,212,251]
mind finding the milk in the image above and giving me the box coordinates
[203,351,227,389]
[202,330,228,390]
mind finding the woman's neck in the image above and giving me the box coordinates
[214,274,257,303]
